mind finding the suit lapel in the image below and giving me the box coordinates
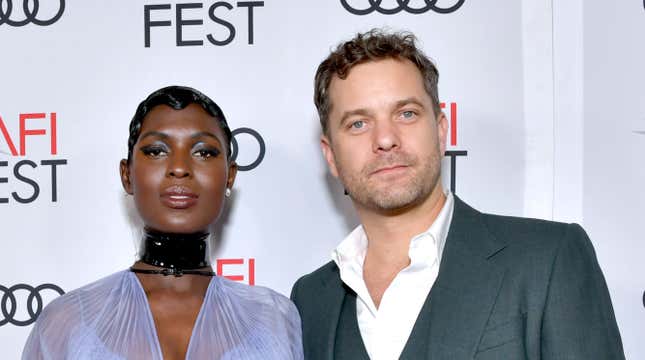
[423,196,508,358]
[315,265,346,360]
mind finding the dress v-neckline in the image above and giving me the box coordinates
[129,271,216,359]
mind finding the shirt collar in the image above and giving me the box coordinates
[332,192,455,273]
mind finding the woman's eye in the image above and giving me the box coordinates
[194,148,220,159]
[141,146,167,158]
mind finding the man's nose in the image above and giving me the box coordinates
[372,120,401,153]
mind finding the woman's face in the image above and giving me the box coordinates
[120,103,236,234]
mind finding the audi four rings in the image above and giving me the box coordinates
[230,127,266,172]
[341,0,465,15]
[0,0,65,26]
[0,284,65,327]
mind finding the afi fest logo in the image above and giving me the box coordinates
[442,102,467,194]
[0,112,67,204]
[0,283,64,327]
[0,0,65,27]
[341,0,465,15]
[144,1,264,47]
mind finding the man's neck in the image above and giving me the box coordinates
[357,185,447,265]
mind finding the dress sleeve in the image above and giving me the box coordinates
[284,297,304,360]
[21,289,84,360]
[22,320,47,360]
[21,295,74,360]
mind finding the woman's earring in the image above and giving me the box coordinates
[225,188,232,198]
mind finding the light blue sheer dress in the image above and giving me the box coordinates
[22,271,303,359]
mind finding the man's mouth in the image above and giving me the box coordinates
[370,164,409,176]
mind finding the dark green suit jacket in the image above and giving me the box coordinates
[291,197,625,359]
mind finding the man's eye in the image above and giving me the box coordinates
[401,111,416,119]
[351,120,365,129]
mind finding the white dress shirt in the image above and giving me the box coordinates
[331,192,454,360]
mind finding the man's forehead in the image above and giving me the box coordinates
[328,60,428,109]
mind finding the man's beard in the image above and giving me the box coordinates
[337,150,441,212]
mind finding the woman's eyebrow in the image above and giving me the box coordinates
[191,131,221,144]
[139,131,168,141]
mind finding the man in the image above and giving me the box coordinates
[291,29,625,359]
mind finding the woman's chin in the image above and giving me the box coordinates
[144,223,211,235]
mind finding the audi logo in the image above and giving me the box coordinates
[0,0,65,27]
[341,0,465,15]
[1,283,64,327]
[230,127,265,171]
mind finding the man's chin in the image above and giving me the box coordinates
[364,191,422,212]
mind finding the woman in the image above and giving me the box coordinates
[22,86,303,359]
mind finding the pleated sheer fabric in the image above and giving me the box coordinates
[22,271,303,359]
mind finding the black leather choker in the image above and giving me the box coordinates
[130,229,215,277]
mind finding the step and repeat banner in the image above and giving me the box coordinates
[581,0,645,358]
[0,0,641,358]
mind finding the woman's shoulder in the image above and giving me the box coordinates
[35,271,130,327]
[212,277,297,317]
[23,271,133,356]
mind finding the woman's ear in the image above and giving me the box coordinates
[226,161,238,190]
[120,159,134,195]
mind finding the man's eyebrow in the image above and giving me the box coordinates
[393,97,426,109]
[338,108,374,128]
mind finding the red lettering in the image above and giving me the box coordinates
[0,115,18,156]
[450,102,457,146]
[439,102,458,146]
[216,258,245,282]
[50,113,57,155]
[20,113,46,156]
[216,258,255,285]
[248,258,255,286]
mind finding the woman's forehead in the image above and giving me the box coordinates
[140,103,224,135]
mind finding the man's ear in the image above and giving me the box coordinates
[321,134,339,178]
[119,159,134,195]
[437,111,448,155]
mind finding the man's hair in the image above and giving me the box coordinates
[314,29,441,136]
[126,85,233,163]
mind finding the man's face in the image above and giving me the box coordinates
[321,58,447,213]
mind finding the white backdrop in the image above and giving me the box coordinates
[0,0,641,358]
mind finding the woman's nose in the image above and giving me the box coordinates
[167,153,191,178]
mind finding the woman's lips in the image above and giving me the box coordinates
[161,186,198,209]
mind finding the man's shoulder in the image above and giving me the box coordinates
[454,197,589,260]
[481,211,570,241]
[293,261,339,291]
[474,208,591,263]
[290,261,344,312]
